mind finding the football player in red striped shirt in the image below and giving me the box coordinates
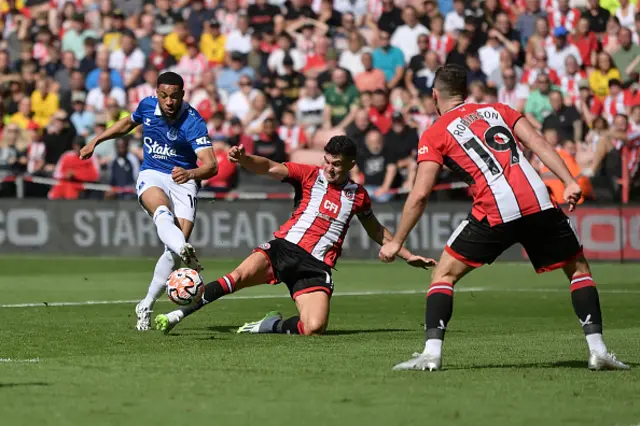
[155,136,436,335]
[380,64,629,371]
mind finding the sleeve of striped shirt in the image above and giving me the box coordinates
[494,102,524,128]
[417,128,443,165]
[283,162,315,182]
[357,187,373,219]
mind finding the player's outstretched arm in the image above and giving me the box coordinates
[79,116,140,160]
[514,117,582,210]
[360,212,436,268]
[379,161,441,262]
[228,144,289,181]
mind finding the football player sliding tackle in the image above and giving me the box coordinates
[379,64,628,371]
[79,72,218,331]
[155,136,436,335]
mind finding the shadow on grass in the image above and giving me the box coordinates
[0,382,49,388]
[204,326,412,335]
[450,360,639,370]
[206,325,238,333]
[325,328,412,335]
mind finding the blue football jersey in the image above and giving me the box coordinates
[131,97,212,174]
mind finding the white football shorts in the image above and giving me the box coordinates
[136,169,199,222]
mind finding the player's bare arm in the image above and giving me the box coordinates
[228,144,289,181]
[359,212,436,269]
[172,148,218,184]
[379,161,441,262]
[513,117,582,210]
[79,115,140,160]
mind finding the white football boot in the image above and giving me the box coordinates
[237,312,282,334]
[588,352,630,370]
[135,303,152,331]
[179,243,203,272]
[392,352,442,371]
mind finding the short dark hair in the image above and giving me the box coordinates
[157,72,184,90]
[434,64,468,99]
[324,135,357,161]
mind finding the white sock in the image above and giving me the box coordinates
[168,310,185,322]
[153,206,186,255]
[140,248,180,310]
[423,339,443,357]
[586,333,607,355]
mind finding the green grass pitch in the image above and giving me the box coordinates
[0,256,639,426]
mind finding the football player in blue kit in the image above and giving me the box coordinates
[79,72,218,330]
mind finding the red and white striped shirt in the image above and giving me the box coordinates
[498,84,529,110]
[429,33,455,64]
[603,91,631,124]
[27,141,46,174]
[295,35,316,58]
[543,0,558,13]
[128,83,156,112]
[33,42,50,65]
[548,8,581,33]
[216,10,238,35]
[612,131,640,179]
[411,112,438,136]
[49,0,82,10]
[521,67,560,86]
[368,0,383,21]
[176,53,208,93]
[278,125,308,153]
[274,163,372,267]
[417,103,554,225]
[560,70,587,104]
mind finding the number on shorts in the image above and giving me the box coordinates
[188,194,197,209]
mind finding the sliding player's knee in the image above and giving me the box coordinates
[301,317,327,336]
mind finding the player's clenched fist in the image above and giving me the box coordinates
[228,144,246,163]
[171,167,193,184]
[79,142,96,160]
[379,241,401,263]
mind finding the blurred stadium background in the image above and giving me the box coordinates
[1,1,640,425]
[0,0,638,259]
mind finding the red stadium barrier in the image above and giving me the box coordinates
[1,175,469,200]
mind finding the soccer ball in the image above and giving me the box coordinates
[166,268,204,305]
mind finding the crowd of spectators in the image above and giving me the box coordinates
[0,0,639,203]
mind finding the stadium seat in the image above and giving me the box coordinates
[289,149,324,166]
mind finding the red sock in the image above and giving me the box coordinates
[219,274,236,294]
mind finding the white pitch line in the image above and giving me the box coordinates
[1,287,639,309]
[0,288,484,308]
[0,358,40,363]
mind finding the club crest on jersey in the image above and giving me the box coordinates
[166,128,179,141]
[258,242,271,250]
[344,189,355,201]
